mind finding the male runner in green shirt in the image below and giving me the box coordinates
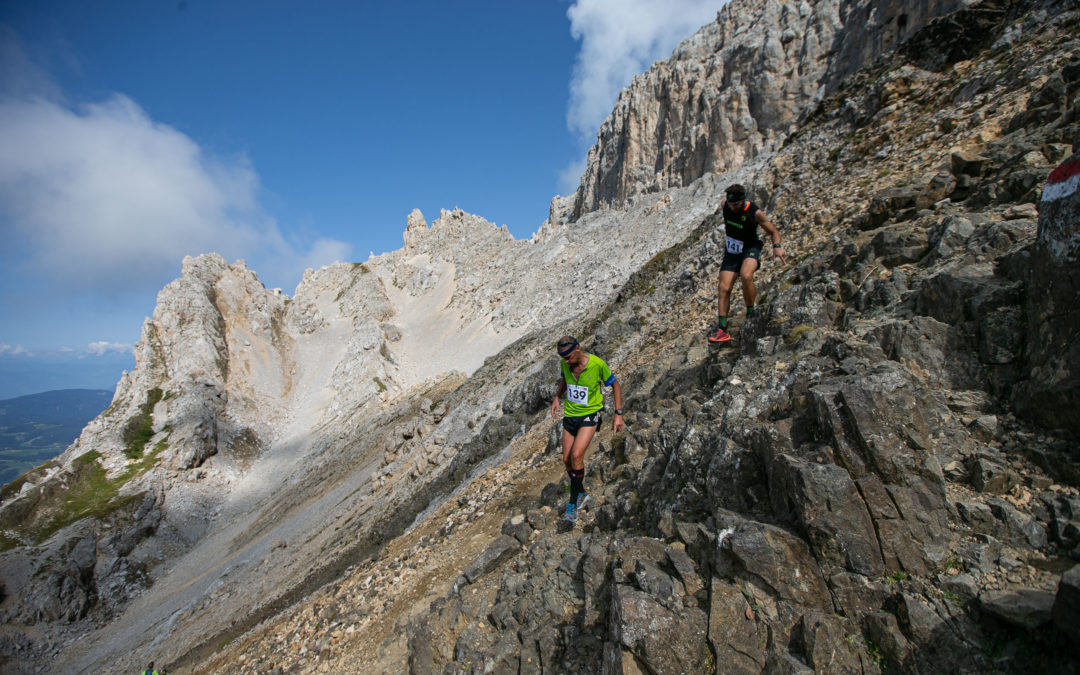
[549,336,624,522]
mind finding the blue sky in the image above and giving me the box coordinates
[0,0,722,399]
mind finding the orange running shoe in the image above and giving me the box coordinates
[708,327,732,343]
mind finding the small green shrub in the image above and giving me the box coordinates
[866,641,885,669]
[786,324,815,344]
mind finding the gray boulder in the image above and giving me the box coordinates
[809,363,950,574]
[1052,564,1080,641]
[714,522,832,610]
[979,588,1056,630]
[462,535,520,584]
[605,583,709,674]
[864,611,914,674]
[1015,154,1080,433]
[969,458,1020,494]
[867,185,921,229]
[767,453,884,577]
[708,579,766,674]
[800,612,870,673]
[926,214,976,262]
[500,514,533,545]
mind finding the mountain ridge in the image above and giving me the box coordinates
[1,0,1079,672]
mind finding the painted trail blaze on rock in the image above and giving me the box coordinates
[1042,155,1080,202]
[1016,153,1080,434]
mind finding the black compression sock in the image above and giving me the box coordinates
[718,316,728,330]
[569,469,584,504]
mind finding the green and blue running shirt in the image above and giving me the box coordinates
[560,355,616,417]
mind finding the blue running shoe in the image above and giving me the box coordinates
[564,502,577,523]
[575,493,590,512]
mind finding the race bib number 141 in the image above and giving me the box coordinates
[725,237,744,254]
[566,383,589,404]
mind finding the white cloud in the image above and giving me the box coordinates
[566,0,722,139]
[0,344,32,357]
[0,33,351,298]
[560,0,723,186]
[85,341,132,356]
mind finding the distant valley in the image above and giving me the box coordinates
[0,389,112,486]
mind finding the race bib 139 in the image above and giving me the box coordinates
[566,383,589,404]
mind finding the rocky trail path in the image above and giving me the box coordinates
[194,408,574,673]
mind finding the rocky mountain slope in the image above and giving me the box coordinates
[2,0,1079,673]
[0,390,112,485]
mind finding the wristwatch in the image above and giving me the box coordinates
[614,409,624,415]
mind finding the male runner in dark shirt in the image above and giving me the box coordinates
[708,184,787,342]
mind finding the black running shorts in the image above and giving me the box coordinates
[720,245,762,273]
[563,412,601,436]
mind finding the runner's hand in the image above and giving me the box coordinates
[773,246,787,265]
[613,414,624,434]
[550,399,561,419]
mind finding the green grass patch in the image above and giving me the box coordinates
[373,377,387,393]
[24,452,135,546]
[885,570,909,584]
[644,249,673,274]
[785,324,815,344]
[0,438,168,551]
[121,388,164,459]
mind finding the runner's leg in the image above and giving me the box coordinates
[569,424,597,471]
[717,270,737,324]
[739,256,759,309]
[569,424,597,504]
[562,428,575,472]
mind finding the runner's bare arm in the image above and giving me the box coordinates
[757,211,787,264]
[551,379,566,418]
[612,381,624,434]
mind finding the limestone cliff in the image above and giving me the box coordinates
[568,0,969,221]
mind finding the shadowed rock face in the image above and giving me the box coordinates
[1016,153,1080,434]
